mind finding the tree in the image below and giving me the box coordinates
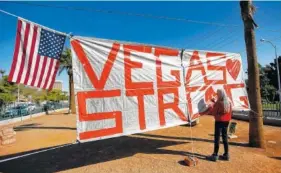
[0,75,17,111]
[263,56,281,97]
[0,76,17,94]
[59,48,76,114]
[262,85,276,102]
[0,69,5,78]
[258,64,276,102]
[245,64,276,102]
[46,89,68,102]
[33,94,46,105]
[240,0,265,148]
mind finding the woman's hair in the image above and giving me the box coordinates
[217,88,231,113]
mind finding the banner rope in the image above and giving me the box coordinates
[0,9,71,38]
[180,49,196,161]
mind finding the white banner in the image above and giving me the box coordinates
[182,50,249,120]
[71,37,249,143]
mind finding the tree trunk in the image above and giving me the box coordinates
[69,74,76,114]
[68,74,71,113]
[240,0,265,148]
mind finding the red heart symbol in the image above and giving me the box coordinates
[226,59,241,80]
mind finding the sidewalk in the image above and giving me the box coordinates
[0,112,280,173]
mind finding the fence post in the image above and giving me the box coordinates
[279,102,281,118]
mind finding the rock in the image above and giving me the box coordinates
[0,133,16,141]
[0,126,16,145]
[184,156,198,166]
[1,136,16,145]
[1,127,14,135]
[228,134,238,139]
[268,141,276,144]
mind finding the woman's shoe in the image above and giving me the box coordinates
[208,154,219,162]
[220,153,230,161]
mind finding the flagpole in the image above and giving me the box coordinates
[17,84,23,121]
[17,84,19,104]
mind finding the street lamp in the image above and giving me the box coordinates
[260,38,281,102]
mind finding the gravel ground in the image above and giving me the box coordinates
[0,111,280,173]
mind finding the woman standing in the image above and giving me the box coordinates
[209,89,232,162]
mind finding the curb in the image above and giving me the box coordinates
[232,112,281,127]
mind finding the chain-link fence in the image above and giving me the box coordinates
[0,102,69,121]
[262,102,281,118]
[233,102,281,119]
[2,101,280,122]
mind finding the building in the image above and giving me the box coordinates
[53,80,63,91]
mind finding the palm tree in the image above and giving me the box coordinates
[240,0,265,148]
[0,69,5,78]
[59,48,76,114]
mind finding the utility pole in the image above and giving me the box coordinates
[240,0,265,148]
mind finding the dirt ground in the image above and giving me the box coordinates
[0,111,281,173]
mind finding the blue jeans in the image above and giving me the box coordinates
[214,121,229,155]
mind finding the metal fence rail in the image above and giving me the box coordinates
[233,102,281,120]
[0,102,68,121]
[262,102,281,118]
[1,101,280,121]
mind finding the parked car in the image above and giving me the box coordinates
[27,103,36,112]
[4,108,17,118]
[4,105,29,118]
[46,102,55,110]
[1,111,10,119]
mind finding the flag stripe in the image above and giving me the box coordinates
[16,22,30,83]
[28,28,41,86]
[20,23,34,84]
[40,57,51,88]
[30,54,41,86]
[48,60,60,90]
[46,59,57,89]
[12,21,26,82]
[37,56,48,88]
[8,20,22,82]
[24,25,38,85]
[34,55,45,87]
[43,58,55,89]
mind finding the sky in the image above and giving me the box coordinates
[0,1,280,91]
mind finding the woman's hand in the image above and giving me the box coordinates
[205,102,214,115]
[211,97,216,103]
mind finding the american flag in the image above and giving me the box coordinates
[8,18,66,90]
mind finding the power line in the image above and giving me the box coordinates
[214,37,240,50]
[188,26,225,48]
[2,1,280,33]
[256,7,281,27]
[204,28,237,49]
[209,31,241,50]
[0,1,248,27]
[1,2,280,54]
[1,1,280,34]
